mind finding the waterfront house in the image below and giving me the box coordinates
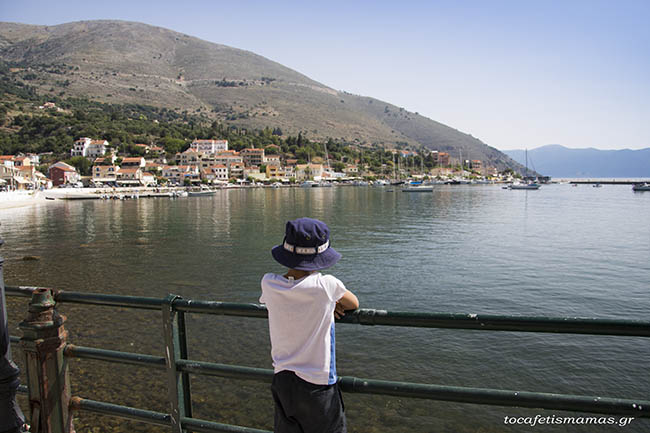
[209,164,228,182]
[92,165,120,184]
[264,154,281,167]
[121,157,146,168]
[116,167,143,186]
[48,162,81,187]
[0,156,15,167]
[178,149,202,167]
[162,165,198,185]
[0,164,17,190]
[94,153,117,165]
[212,152,243,169]
[241,148,265,167]
[284,165,296,179]
[141,172,156,186]
[229,162,244,179]
[144,161,165,174]
[344,164,358,175]
[266,165,284,179]
[13,156,31,167]
[295,164,324,181]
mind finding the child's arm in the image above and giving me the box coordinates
[335,290,359,319]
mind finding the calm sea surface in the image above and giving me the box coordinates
[2,184,649,432]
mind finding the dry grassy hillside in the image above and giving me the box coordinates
[0,20,523,170]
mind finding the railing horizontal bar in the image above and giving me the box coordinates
[64,344,166,369]
[339,310,650,337]
[70,396,171,427]
[5,286,37,298]
[6,286,163,310]
[173,299,268,318]
[177,359,274,382]
[339,377,650,417]
[181,417,272,433]
[69,397,271,432]
[8,286,650,337]
[56,291,164,310]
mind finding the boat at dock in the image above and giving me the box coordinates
[633,183,650,191]
[188,190,216,197]
[508,149,541,190]
[402,182,433,192]
[508,182,541,190]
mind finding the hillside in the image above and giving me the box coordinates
[504,145,650,178]
[0,20,522,171]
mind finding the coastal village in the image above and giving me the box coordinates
[1,136,514,192]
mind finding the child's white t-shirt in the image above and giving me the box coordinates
[260,272,347,385]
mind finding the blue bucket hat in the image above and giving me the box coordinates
[271,218,341,271]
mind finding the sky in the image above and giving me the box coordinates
[2,0,649,151]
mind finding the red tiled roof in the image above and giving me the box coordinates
[118,167,140,174]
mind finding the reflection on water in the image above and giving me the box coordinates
[3,185,650,432]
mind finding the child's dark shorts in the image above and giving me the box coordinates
[271,370,347,433]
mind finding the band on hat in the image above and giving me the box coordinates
[283,239,330,255]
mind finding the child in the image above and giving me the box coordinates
[260,217,359,433]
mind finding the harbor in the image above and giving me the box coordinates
[2,184,649,432]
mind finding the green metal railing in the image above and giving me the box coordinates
[7,285,650,432]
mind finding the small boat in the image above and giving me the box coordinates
[188,190,216,197]
[300,180,316,188]
[593,183,602,188]
[509,182,541,190]
[632,183,650,192]
[402,182,433,192]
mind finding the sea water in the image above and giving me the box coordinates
[2,184,649,432]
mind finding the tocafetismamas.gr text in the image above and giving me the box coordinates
[504,415,635,427]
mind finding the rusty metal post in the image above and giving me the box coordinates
[19,289,74,433]
[0,237,26,433]
[162,294,191,433]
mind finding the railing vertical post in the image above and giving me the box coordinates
[19,288,74,433]
[162,295,192,433]
[0,238,26,433]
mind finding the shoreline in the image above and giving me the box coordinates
[0,190,49,210]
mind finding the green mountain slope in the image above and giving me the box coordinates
[0,20,523,171]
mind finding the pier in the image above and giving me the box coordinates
[556,179,650,185]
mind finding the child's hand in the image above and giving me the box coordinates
[334,301,346,319]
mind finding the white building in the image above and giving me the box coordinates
[190,139,228,154]
[71,137,92,157]
[71,137,108,158]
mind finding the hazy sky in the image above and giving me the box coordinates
[3,0,649,150]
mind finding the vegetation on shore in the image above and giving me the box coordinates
[1,63,472,178]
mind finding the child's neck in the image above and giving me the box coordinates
[284,269,313,280]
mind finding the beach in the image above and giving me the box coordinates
[0,190,49,210]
